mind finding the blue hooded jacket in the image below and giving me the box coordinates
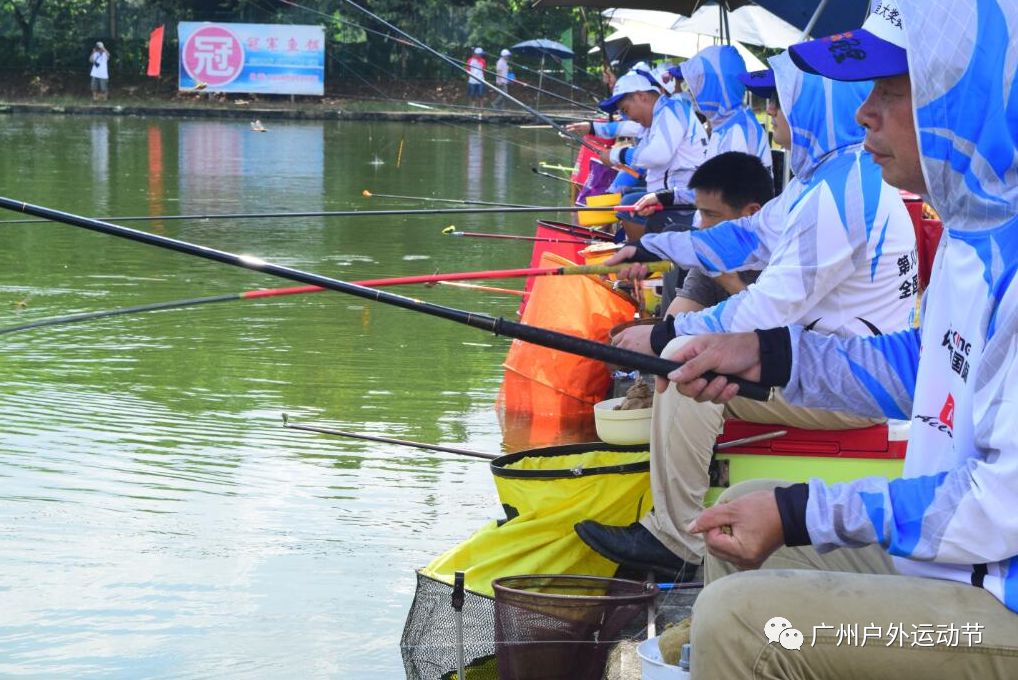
[638,52,916,342]
[777,0,1018,613]
[680,45,772,173]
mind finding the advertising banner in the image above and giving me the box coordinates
[178,22,325,96]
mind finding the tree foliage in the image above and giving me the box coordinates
[0,0,600,80]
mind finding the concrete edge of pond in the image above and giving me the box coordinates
[0,102,581,125]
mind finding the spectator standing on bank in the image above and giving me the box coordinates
[89,42,110,102]
[466,48,487,106]
[493,49,512,109]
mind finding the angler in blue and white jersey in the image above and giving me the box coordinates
[568,70,709,238]
[576,51,918,583]
[683,45,772,174]
[666,1,1018,677]
[631,46,773,217]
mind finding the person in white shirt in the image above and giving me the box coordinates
[493,49,511,109]
[89,42,110,102]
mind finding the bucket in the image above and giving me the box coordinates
[641,278,663,311]
[637,637,690,680]
[493,574,658,680]
[577,192,622,227]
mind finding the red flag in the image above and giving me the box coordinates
[147,25,165,77]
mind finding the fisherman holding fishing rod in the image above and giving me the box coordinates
[632,1,1018,677]
[578,43,919,591]
[567,69,708,243]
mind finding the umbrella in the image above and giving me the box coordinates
[596,25,767,70]
[588,35,655,70]
[605,6,801,49]
[510,38,575,59]
[510,39,575,109]
[534,0,870,40]
[536,0,751,13]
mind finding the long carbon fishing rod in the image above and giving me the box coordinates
[361,189,536,209]
[0,259,657,336]
[441,226,593,244]
[0,204,649,224]
[0,273,521,336]
[320,0,639,176]
[0,197,770,401]
[532,167,582,186]
[281,414,499,460]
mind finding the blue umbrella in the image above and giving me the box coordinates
[751,0,869,38]
[510,39,575,59]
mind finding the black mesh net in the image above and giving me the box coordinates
[492,575,657,680]
[401,571,498,680]
[401,570,701,680]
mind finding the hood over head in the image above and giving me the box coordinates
[680,45,747,126]
[771,51,873,177]
[905,0,1018,232]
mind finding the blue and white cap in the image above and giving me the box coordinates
[788,0,908,81]
[598,70,660,113]
[738,69,776,98]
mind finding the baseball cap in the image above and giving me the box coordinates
[500,49,511,57]
[473,47,484,55]
[598,70,659,113]
[667,65,684,82]
[96,41,104,48]
[738,69,776,98]
[788,0,907,81]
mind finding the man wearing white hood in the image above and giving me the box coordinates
[666,0,1018,677]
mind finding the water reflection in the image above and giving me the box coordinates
[0,115,575,677]
[89,120,110,212]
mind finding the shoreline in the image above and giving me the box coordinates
[0,101,579,124]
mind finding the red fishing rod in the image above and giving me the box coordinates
[0,196,770,401]
[0,261,651,335]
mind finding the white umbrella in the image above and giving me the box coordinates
[605,6,802,49]
[596,25,768,70]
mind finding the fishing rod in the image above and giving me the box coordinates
[361,189,536,209]
[432,281,524,296]
[0,260,652,336]
[354,261,672,286]
[471,62,601,112]
[441,226,592,244]
[0,197,770,401]
[280,0,600,114]
[281,414,499,460]
[508,60,603,102]
[531,167,582,186]
[321,0,640,177]
[0,203,653,224]
[279,419,787,464]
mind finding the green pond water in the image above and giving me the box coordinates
[0,114,595,677]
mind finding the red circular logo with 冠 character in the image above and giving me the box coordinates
[182,25,245,87]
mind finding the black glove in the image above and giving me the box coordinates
[654,189,675,207]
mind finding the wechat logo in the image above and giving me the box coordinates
[764,616,803,651]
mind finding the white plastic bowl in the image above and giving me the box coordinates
[594,396,652,445]
[637,637,689,679]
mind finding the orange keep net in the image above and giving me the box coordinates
[498,251,636,417]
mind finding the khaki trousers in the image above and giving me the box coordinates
[691,480,1018,679]
[640,336,879,563]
